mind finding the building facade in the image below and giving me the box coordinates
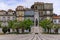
[0,2,54,27]
[31,2,53,26]
[0,9,16,27]
[31,2,53,21]
[16,6,24,21]
[24,8,34,22]
[53,16,60,24]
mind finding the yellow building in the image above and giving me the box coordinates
[16,6,24,21]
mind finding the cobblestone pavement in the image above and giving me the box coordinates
[0,34,60,40]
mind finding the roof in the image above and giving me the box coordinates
[53,16,60,19]
[34,2,44,4]
[34,2,52,5]
[0,10,6,12]
[24,8,33,11]
[16,6,24,11]
[8,9,14,12]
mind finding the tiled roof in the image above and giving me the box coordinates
[8,9,14,12]
[34,2,44,4]
[53,16,60,19]
[16,6,24,11]
[0,10,6,12]
[24,8,33,11]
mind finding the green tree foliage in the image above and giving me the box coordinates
[53,24,60,34]
[8,19,33,33]
[24,19,33,32]
[8,20,17,32]
[2,27,7,34]
[19,19,33,33]
[19,21,25,33]
[7,27,10,33]
[13,22,20,33]
[0,21,2,28]
[39,19,52,33]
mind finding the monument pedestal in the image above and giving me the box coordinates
[31,10,43,34]
[31,26,42,34]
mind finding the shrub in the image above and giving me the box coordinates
[2,27,7,34]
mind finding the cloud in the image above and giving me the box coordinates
[0,2,8,10]
[19,0,60,15]
[0,2,15,10]
[0,0,60,15]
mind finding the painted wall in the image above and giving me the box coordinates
[24,10,34,21]
[16,11,24,21]
[53,19,60,24]
[24,10,34,16]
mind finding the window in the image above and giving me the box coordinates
[3,17,5,18]
[39,17,42,20]
[6,12,8,14]
[54,20,56,22]
[46,11,50,14]
[13,17,15,20]
[37,5,43,9]
[25,11,34,16]
[8,17,10,20]
[46,17,51,20]
[13,17,14,18]
[3,16,6,21]
[8,17,10,18]
[53,20,56,23]
[13,13,15,15]
[44,4,52,9]
[59,20,60,22]
[39,11,43,15]
[16,12,20,16]
[43,11,45,14]
[37,6,41,9]
[35,6,37,9]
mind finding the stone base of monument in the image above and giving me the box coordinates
[31,26,43,34]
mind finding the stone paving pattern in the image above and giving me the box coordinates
[0,34,60,40]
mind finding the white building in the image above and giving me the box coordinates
[53,16,60,24]
[0,9,16,27]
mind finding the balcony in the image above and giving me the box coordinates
[24,15,34,17]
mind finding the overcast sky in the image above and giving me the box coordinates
[0,0,60,15]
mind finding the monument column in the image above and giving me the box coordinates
[34,10,39,27]
[31,10,40,34]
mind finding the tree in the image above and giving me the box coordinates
[0,22,1,28]
[8,20,13,33]
[19,19,33,33]
[8,20,17,32]
[24,19,33,32]
[48,23,53,33]
[19,21,25,33]
[2,27,7,34]
[13,22,20,33]
[39,19,52,33]
[8,20,14,28]
[7,27,10,33]
[53,24,60,34]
